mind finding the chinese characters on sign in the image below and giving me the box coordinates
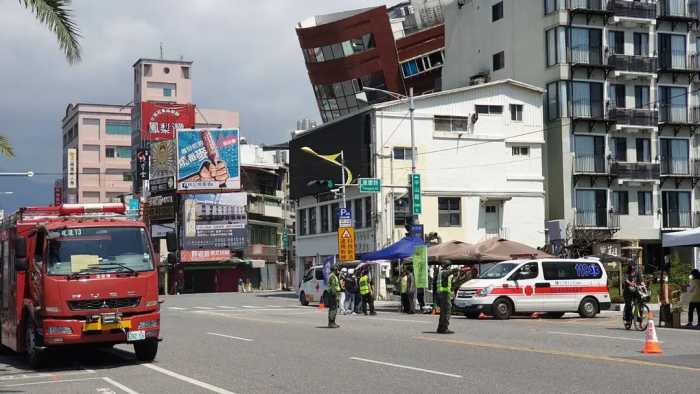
[54,180,62,206]
[337,227,356,262]
[359,178,381,193]
[140,103,195,142]
[177,129,241,191]
[66,148,77,189]
[180,249,232,263]
[411,173,422,215]
[412,245,428,288]
[181,193,248,250]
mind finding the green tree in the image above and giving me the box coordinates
[20,0,82,64]
[0,135,14,158]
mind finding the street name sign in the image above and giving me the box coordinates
[411,173,422,215]
[359,178,381,193]
[337,227,356,262]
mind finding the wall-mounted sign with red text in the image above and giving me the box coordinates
[180,249,231,263]
[141,102,195,141]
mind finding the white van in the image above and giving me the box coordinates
[298,265,327,306]
[453,258,610,320]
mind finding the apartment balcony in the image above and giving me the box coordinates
[608,108,658,128]
[662,210,696,230]
[608,54,657,76]
[610,162,660,180]
[658,105,700,127]
[658,0,700,23]
[574,210,620,230]
[573,155,609,175]
[247,199,284,219]
[659,159,700,181]
[658,54,700,83]
[482,227,509,242]
[567,0,614,18]
[609,0,657,20]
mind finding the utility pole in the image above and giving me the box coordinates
[408,87,419,226]
[340,150,347,209]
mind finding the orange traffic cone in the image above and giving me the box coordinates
[478,312,488,320]
[319,302,325,310]
[432,307,439,315]
[531,312,542,319]
[641,312,662,354]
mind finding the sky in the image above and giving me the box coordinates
[0,0,388,213]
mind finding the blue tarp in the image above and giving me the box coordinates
[358,236,425,261]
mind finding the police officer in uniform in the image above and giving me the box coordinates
[436,263,455,334]
[327,265,341,328]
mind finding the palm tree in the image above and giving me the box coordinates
[20,0,82,64]
[0,135,14,158]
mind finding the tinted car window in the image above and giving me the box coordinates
[542,261,603,280]
[315,269,324,280]
[512,262,538,280]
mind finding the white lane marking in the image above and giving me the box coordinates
[367,317,432,324]
[102,377,141,394]
[207,332,254,342]
[167,306,186,310]
[142,363,237,394]
[193,306,216,310]
[350,357,462,378]
[547,331,646,342]
[0,369,96,381]
[1,377,101,387]
[241,305,256,308]
[216,306,241,309]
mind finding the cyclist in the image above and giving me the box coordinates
[623,264,643,325]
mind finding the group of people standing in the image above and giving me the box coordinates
[327,266,376,328]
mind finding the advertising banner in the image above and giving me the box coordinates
[412,245,428,289]
[180,249,232,263]
[66,148,77,189]
[53,180,62,206]
[176,128,241,191]
[181,193,247,250]
[147,193,176,222]
[141,102,195,141]
[136,149,150,183]
[150,140,177,179]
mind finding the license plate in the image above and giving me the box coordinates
[127,330,146,342]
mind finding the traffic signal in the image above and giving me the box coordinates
[306,179,336,193]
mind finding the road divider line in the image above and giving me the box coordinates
[143,364,236,394]
[367,317,432,324]
[193,307,216,310]
[349,357,462,378]
[0,369,96,381]
[207,332,254,342]
[414,336,700,373]
[547,331,646,342]
[167,307,186,310]
[102,377,141,394]
[194,311,286,324]
[1,377,101,387]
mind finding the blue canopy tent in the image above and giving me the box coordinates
[358,236,425,261]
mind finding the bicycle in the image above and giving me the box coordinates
[623,284,650,331]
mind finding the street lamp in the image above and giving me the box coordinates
[362,86,418,224]
[0,171,34,177]
[300,147,352,209]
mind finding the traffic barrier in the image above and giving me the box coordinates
[531,312,542,319]
[641,312,662,354]
[478,312,488,320]
[319,302,325,310]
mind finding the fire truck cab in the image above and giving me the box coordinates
[0,203,161,368]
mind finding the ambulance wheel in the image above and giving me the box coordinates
[578,297,598,319]
[493,298,513,320]
[299,292,309,306]
[25,319,45,369]
[134,339,158,362]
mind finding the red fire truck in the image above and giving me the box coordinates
[0,203,161,367]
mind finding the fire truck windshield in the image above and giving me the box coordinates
[47,227,154,275]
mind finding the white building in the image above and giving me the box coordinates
[442,0,700,266]
[291,79,546,287]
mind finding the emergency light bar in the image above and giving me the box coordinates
[60,203,126,215]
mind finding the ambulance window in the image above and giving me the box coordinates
[543,261,603,280]
[303,269,314,282]
[315,269,324,281]
[513,262,538,280]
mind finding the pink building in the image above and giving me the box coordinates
[61,103,134,203]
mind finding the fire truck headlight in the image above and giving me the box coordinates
[47,326,73,335]
[145,300,159,307]
[138,320,159,329]
[477,286,492,297]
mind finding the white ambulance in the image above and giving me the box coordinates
[453,258,610,319]
[298,265,328,306]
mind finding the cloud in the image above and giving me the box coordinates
[0,0,388,212]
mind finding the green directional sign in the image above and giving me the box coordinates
[359,178,381,193]
[282,229,289,249]
[411,173,422,215]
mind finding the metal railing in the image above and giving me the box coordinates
[483,227,510,241]
[574,154,608,174]
[662,210,694,229]
[567,0,609,11]
[609,162,660,179]
[659,105,700,124]
[658,53,700,71]
[608,54,657,73]
[609,0,657,18]
[659,158,700,176]
[607,107,658,127]
[575,210,619,229]
[658,0,700,19]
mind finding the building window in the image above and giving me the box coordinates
[512,146,530,156]
[308,207,317,235]
[122,172,133,182]
[393,147,413,160]
[492,2,503,21]
[611,137,627,162]
[314,72,386,122]
[493,51,505,71]
[475,105,503,115]
[612,191,629,215]
[82,118,99,126]
[510,104,523,121]
[400,49,445,78]
[320,205,329,233]
[143,64,152,76]
[163,88,172,97]
[638,191,652,216]
[609,84,626,109]
[635,86,650,109]
[544,0,563,14]
[105,120,131,135]
[434,115,470,133]
[182,66,190,79]
[634,32,649,57]
[545,26,567,66]
[303,33,376,64]
[106,146,131,159]
[608,31,624,55]
[354,199,363,228]
[438,197,461,227]
[636,138,651,163]
[82,144,100,152]
[394,197,410,226]
[298,209,307,236]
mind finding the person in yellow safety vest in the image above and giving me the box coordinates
[359,268,376,316]
[327,265,342,328]
[400,269,410,313]
[437,263,456,334]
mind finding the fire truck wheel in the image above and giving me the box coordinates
[25,320,44,369]
[134,338,158,362]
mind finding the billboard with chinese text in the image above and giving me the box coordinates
[140,102,195,141]
[176,128,241,191]
[181,193,247,250]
